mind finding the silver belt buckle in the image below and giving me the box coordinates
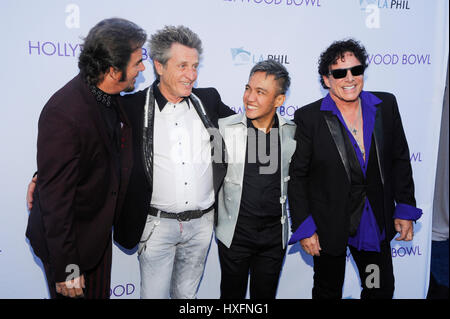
[177,211,190,222]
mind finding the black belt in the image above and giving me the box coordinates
[149,205,214,222]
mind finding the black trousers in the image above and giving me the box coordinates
[43,238,113,299]
[218,215,286,299]
[312,240,395,299]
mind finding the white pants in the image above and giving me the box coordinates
[138,210,214,299]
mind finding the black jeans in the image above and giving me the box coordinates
[218,215,286,299]
[312,240,395,299]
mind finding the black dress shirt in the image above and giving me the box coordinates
[90,85,121,180]
[239,116,281,219]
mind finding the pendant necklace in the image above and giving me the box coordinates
[343,100,365,160]
[345,101,361,136]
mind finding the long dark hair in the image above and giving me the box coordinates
[78,18,147,86]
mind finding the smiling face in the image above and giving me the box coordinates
[100,47,145,94]
[323,51,364,106]
[155,43,199,103]
[244,71,285,130]
[119,48,145,93]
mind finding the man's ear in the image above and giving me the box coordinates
[322,75,330,89]
[154,60,164,77]
[274,94,286,108]
[107,66,122,82]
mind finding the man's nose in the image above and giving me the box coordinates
[244,91,256,104]
[185,68,197,81]
[344,69,355,81]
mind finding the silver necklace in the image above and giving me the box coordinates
[344,101,361,136]
[343,101,365,160]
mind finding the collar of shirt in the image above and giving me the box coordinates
[319,90,382,114]
[246,114,279,133]
[152,80,190,112]
[89,84,119,108]
[320,90,381,170]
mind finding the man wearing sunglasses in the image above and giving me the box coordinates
[287,39,422,299]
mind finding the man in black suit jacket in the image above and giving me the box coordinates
[25,18,146,299]
[288,39,422,299]
[113,26,234,299]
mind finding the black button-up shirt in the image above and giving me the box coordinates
[239,116,281,219]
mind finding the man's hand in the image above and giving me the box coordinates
[56,275,85,298]
[26,176,37,210]
[394,218,414,241]
[300,232,321,256]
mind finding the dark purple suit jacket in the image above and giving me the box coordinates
[26,74,132,282]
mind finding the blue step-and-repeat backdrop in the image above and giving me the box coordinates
[0,0,448,299]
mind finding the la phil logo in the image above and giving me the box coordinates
[231,47,290,66]
[359,0,411,10]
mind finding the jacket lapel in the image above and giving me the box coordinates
[189,93,214,128]
[78,78,116,160]
[277,113,296,160]
[190,92,228,197]
[224,113,247,166]
[142,86,155,187]
[78,76,120,185]
[323,112,351,183]
[373,106,385,185]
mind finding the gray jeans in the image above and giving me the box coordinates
[138,210,214,299]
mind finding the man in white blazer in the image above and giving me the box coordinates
[215,60,296,299]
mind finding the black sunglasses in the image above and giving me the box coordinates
[329,65,365,79]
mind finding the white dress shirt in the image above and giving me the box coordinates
[150,98,214,213]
